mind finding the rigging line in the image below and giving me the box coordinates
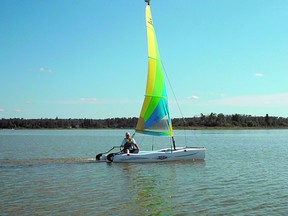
[161,61,188,145]
[161,61,185,121]
[132,131,145,148]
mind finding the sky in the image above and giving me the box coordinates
[1,0,288,119]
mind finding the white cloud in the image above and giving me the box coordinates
[255,73,264,77]
[80,98,98,104]
[15,109,22,113]
[39,67,53,74]
[205,93,288,107]
[0,108,4,112]
[189,95,200,100]
[169,93,288,118]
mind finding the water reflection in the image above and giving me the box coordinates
[115,161,205,215]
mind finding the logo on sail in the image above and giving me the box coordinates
[148,18,153,26]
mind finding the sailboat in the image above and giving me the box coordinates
[96,1,205,163]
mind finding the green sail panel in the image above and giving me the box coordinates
[136,5,173,137]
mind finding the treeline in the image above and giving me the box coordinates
[1,113,288,129]
[173,113,288,128]
[0,117,138,129]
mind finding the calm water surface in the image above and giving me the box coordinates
[1,129,288,215]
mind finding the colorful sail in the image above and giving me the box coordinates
[136,5,173,136]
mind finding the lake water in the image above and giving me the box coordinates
[1,129,288,215]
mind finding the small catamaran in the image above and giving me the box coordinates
[96,0,205,163]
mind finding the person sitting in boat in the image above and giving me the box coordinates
[120,132,140,154]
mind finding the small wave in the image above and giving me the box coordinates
[0,158,96,169]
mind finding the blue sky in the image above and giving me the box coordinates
[1,0,288,119]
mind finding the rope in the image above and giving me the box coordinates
[162,61,188,146]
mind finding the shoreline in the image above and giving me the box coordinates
[2,126,288,130]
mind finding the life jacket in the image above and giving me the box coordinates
[126,138,133,144]
[124,138,133,150]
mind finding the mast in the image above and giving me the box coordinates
[172,136,176,150]
[144,0,150,5]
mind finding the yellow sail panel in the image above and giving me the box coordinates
[146,58,156,96]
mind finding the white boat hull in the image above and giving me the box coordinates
[105,147,205,163]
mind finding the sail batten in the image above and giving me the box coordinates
[136,5,173,137]
[145,94,167,98]
[148,56,158,61]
